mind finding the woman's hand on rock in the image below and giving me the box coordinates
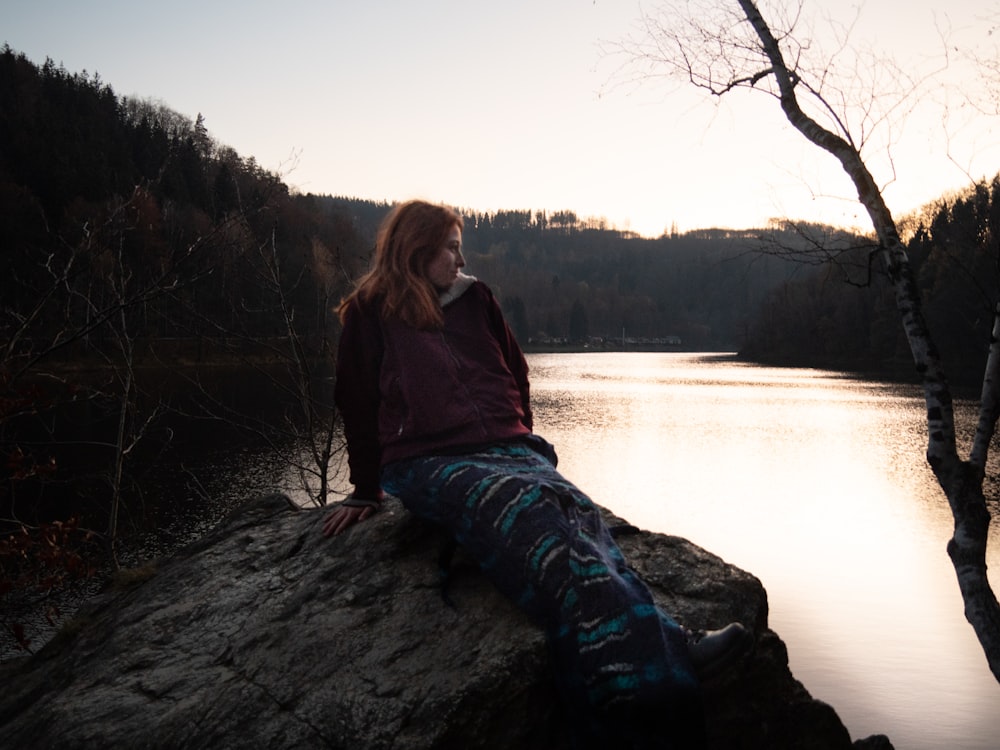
[322,500,378,537]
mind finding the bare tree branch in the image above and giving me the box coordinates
[619,0,1000,680]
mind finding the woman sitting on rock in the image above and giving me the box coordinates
[323,199,751,749]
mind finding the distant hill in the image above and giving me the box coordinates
[3,44,993,376]
[739,176,1000,385]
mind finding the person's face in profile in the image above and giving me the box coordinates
[427,224,465,291]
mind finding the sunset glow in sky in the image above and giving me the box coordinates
[4,0,998,237]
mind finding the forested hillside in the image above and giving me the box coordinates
[321,196,849,349]
[0,44,839,360]
[2,41,994,443]
[1,47,373,616]
[0,46,370,360]
[740,177,1000,385]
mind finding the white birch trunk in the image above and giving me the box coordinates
[737,0,1000,682]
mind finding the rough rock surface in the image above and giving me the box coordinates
[0,494,894,749]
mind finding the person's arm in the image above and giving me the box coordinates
[324,299,383,537]
[482,286,533,430]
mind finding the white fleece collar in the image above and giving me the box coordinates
[438,272,477,308]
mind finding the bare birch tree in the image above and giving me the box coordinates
[615,0,1000,680]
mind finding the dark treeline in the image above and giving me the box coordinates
[322,195,841,350]
[740,177,1000,385]
[0,46,370,362]
[0,42,830,369]
[0,44,374,609]
[0,47,390,651]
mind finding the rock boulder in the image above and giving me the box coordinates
[0,494,893,749]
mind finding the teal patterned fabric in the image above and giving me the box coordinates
[381,436,706,749]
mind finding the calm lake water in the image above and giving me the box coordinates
[9,352,998,748]
[522,352,1000,750]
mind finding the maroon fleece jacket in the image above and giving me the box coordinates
[334,280,533,499]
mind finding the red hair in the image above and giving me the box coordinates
[338,200,464,329]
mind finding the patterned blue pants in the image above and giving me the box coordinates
[381,436,706,749]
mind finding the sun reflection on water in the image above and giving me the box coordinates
[529,351,1000,750]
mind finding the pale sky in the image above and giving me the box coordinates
[3,0,998,237]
